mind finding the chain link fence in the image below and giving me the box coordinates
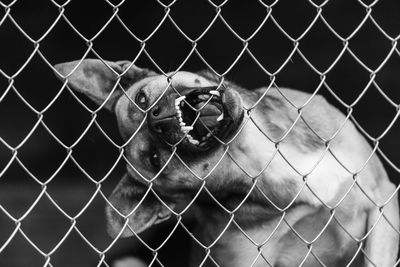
[0,0,400,266]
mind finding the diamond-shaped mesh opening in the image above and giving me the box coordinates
[0,1,399,266]
[146,19,194,72]
[0,89,38,147]
[249,17,295,74]
[197,19,245,73]
[10,0,60,40]
[0,18,33,75]
[38,17,89,62]
[0,231,45,267]
[321,0,366,37]
[269,0,316,37]
[0,162,41,217]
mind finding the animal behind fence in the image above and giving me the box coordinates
[0,1,400,266]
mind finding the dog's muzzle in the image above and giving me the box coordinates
[147,86,243,151]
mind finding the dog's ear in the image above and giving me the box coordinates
[54,59,157,111]
[105,174,175,238]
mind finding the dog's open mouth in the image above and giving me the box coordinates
[148,86,243,151]
[175,87,229,149]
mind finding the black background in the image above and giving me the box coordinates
[0,0,399,266]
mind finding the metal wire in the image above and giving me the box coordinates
[0,0,399,266]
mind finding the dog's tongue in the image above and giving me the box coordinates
[195,102,220,115]
[194,102,221,136]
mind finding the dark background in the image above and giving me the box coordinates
[0,0,400,266]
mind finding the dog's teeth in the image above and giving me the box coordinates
[175,96,186,106]
[175,105,181,113]
[181,126,193,132]
[187,135,201,145]
[180,122,186,126]
[209,90,220,96]
[189,139,200,145]
[178,117,183,122]
[181,126,193,131]
[187,134,199,145]
[217,113,224,122]
[206,132,212,138]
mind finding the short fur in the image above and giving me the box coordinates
[55,59,399,267]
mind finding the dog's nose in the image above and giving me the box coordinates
[148,113,177,134]
[148,95,179,134]
[151,105,161,117]
[149,105,164,133]
[149,104,172,123]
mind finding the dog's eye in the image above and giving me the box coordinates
[150,152,161,170]
[135,91,147,109]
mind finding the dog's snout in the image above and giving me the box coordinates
[148,95,177,121]
[149,106,165,133]
[148,95,179,134]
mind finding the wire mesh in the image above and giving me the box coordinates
[0,0,399,266]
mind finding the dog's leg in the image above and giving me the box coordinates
[364,182,399,267]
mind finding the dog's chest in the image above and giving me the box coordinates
[191,215,285,267]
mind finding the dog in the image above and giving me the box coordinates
[54,59,399,267]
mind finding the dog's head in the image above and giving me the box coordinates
[54,59,244,237]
